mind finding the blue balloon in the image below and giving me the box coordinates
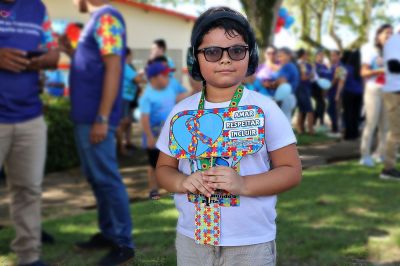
[284,16,295,29]
[278,8,288,19]
[316,78,332,90]
[275,83,292,101]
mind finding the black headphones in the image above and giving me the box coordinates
[187,10,259,81]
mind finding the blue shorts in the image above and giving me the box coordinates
[296,86,313,113]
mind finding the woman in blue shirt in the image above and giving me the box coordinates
[341,50,364,140]
[296,49,315,134]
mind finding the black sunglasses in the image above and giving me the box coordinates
[197,45,249,62]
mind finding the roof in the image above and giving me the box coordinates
[112,0,198,22]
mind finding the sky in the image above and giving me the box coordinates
[160,0,400,50]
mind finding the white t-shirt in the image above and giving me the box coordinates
[156,88,297,246]
[361,44,385,87]
[384,34,400,93]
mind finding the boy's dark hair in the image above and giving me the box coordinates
[154,39,167,52]
[278,47,293,58]
[187,6,258,81]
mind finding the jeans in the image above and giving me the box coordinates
[327,93,339,132]
[74,124,133,248]
[280,93,297,123]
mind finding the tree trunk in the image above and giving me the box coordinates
[240,0,284,48]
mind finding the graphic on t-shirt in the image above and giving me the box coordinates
[169,105,265,159]
[168,105,265,207]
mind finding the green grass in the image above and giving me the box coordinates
[296,132,335,146]
[1,161,400,265]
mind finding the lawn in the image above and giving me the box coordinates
[296,132,336,146]
[1,161,400,265]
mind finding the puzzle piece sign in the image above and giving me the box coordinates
[168,105,265,159]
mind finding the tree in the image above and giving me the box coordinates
[286,0,395,51]
[240,0,284,47]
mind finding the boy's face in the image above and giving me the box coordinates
[150,73,169,90]
[197,28,249,90]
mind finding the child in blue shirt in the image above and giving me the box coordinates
[139,62,183,199]
[155,7,302,266]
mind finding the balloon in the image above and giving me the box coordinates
[316,78,332,90]
[275,25,282,33]
[133,108,141,121]
[277,17,285,27]
[278,8,288,19]
[275,83,292,101]
[284,16,295,29]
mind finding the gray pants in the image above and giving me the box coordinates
[0,116,47,264]
[176,233,276,266]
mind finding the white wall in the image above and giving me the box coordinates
[42,0,195,86]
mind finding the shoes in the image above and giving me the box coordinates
[372,154,384,164]
[380,168,400,181]
[98,246,135,266]
[327,132,341,138]
[75,233,115,250]
[19,260,48,266]
[359,156,375,167]
[42,230,55,245]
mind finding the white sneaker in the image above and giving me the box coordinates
[327,132,342,138]
[359,156,375,167]
[372,154,384,164]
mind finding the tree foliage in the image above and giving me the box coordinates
[286,0,396,51]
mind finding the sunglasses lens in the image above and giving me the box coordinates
[228,46,247,60]
[204,47,223,62]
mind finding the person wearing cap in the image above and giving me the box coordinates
[139,61,176,200]
[0,0,59,265]
[68,0,134,265]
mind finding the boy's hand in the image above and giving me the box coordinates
[203,166,246,195]
[180,171,215,197]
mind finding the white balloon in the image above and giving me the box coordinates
[275,83,292,101]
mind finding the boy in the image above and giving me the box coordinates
[139,62,178,199]
[155,7,302,265]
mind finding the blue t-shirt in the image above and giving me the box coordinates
[0,0,57,123]
[315,63,333,80]
[298,62,313,90]
[344,65,363,95]
[170,77,187,95]
[139,81,184,147]
[122,64,138,101]
[69,5,126,127]
[276,62,300,93]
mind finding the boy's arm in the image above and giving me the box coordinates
[241,144,301,196]
[141,114,156,148]
[203,144,302,196]
[156,152,187,193]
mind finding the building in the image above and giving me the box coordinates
[42,0,197,85]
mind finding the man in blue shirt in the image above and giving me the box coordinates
[68,0,134,265]
[0,0,59,265]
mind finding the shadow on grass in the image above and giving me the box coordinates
[276,162,400,265]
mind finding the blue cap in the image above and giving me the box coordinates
[145,62,171,79]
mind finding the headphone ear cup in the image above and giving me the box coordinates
[247,44,259,76]
[186,46,203,81]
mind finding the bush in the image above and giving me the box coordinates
[42,95,80,173]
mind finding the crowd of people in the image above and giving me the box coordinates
[1,0,400,265]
